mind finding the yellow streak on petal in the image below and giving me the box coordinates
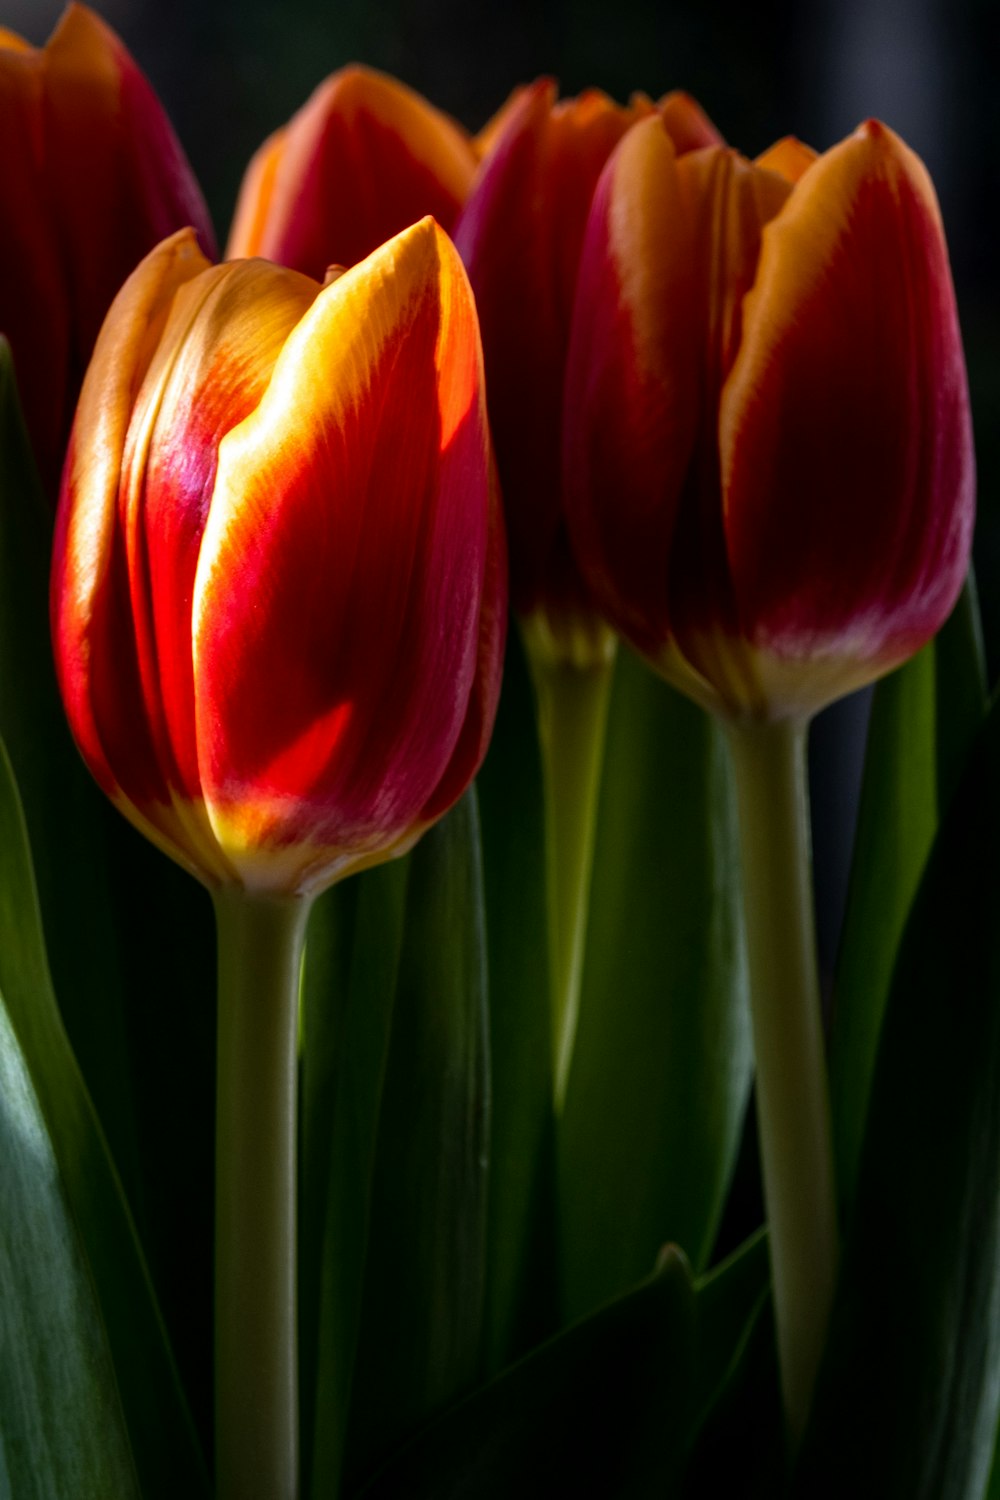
[226,127,286,258]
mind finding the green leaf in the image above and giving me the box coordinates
[557,650,751,1317]
[830,578,988,1218]
[0,734,210,1495]
[342,788,491,1488]
[353,1246,696,1499]
[0,987,138,1500]
[829,645,938,1212]
[794,691,1000,1499]
[303,859,409,1499]
[691,1228,770,1431]
[475,629,557,1369]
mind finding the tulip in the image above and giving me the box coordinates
[563,116,974,721]
[563,114,974,1445]
[51,220,505,1500]
[454,80,723,1110]
[0,4,214,494]
[227,64,477,278]
[454,77,721,655]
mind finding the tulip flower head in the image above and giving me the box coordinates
[455,80,722,667]
[0,4,214,493]
[228,65,477,277]
[563,117,975,719]
[51,222,505,897]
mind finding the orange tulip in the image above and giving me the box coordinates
[227,64,477,278]
[563,117,975,718]
[0,4,214,493]
[51,221,506,897]
[454,80,722,664]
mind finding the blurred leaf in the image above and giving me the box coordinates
[475,628,557,1369]
[0,734,210,1495]
[353,1245,696,1500]
[691,1227,770,1430]
[935,571,988,812]
[558,650,751,1317]
[303,859,409,1499]
[0,988,139,1500]
[343,788,491,1487]
[830,578,987,1218]
[829,645,937,1212]
[682,1285,783,1499]
[794,691,1000,1500]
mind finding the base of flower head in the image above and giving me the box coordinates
[520,604,616,675]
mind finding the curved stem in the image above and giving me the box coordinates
[213,886,311,1500]
[528,650,614,1113]
[725,717,838,1449]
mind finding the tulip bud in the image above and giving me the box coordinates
[563,117,975,719]
[51,221,506,897]
[227,65,477,278]
[454,80,722,666]
[0,4,214,494]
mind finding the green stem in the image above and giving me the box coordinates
[528,651,614,1113]
[213,886,311,1500]
[725,717,838,1448]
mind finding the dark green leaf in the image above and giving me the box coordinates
[475,629,557,1369]
[830,577,988,1219]
[558,650,751,1317]
[303,858,409,1499]
[829,645,937,1213]
[0,987,138,1500]
[794,691,1000,1500]
[691,1227,770,1430]
[343,788,491,1488]
[353,1245,696,1500]
[0,734,210,1495]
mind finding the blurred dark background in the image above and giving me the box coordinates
[14,0,1000,962]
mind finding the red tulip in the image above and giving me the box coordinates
[454,80,722,663]
[51,221,506,896]
[0,4,214,493]
[227,64,477,278]
[563,117,975,718]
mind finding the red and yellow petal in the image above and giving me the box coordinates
[719,120,975,690]
[52,231,218,877]
[194,219,493,893]
[658,89,724,153]
[226,65,476,277]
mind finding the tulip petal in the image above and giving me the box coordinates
[123,258,318,815]
[51,230,222,879]
[194,219,492,892]
[456,80,650,615]
[755,136,818,184]
[226,66,476,276]
[43,4,216,368]
[658,90,725,153]
[719,120,975,686]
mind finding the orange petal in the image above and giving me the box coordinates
[658,89,725,153]
[226,65,476,275]
[720,119,974,687]
[755,135,819,183]
[52,230,212,871]
[194,220,494,892]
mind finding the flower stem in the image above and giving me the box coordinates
[528,651,614,1113]
[213,886,311,1500]
[725,717,838,1449]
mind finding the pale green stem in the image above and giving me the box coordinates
[213,886,312,1500]
[725,717,838,1450]
[529,652,614,1113]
